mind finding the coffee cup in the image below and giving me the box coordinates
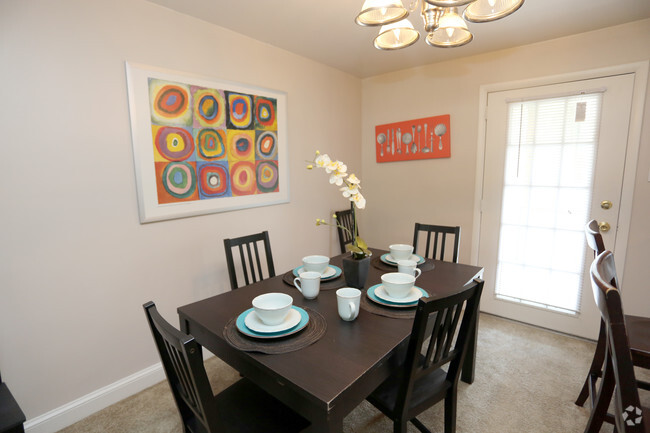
[293,271,321,299]
[381,272,416,299]
[251,293,293,326]
[397,259,422,279]
[302,255,329,275]
[389,244,413,261]
[336,287,361,321]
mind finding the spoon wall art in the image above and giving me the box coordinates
[374,114,450,163]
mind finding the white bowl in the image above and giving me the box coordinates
[381,272,416,299]
[252,293,293,326]
[302,255,330,274]
[389,244,413,261]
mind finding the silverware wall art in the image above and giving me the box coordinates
[375,114,450,163]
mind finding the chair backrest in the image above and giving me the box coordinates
[223,230,276,290]
[396,279,484,410]
[585,219,606,257]
[143,302,217,433]
[412,223,461,262]
[335,207,356,254]
[590,251,645,432]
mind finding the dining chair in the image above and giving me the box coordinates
[223,230,276,290]
[143,302,310,433]
[335,207,356,254]
[366,278,484,433]
[575,220,650,417]
[583,251,648,433]
[412,223,461,263]
[0,370,26,433]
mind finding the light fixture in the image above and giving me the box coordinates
[356,0,524,50]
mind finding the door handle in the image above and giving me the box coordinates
[600,200,612,210]
[598,221,611,232]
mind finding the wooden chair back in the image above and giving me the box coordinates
[412,223,461,262]
[591,251,646,432]
[223,230,275,290]
[585,219,606,257]
[335,207,356,254]
[143,301,217,433]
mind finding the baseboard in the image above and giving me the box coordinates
[24,363,166,433]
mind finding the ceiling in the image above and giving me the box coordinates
[146,0,650,78]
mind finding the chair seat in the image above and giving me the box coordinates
[213,378,310,433]
[628,315,650,369]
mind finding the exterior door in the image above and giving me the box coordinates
[477,73,635,339]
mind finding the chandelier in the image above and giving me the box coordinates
[355,0,524,50]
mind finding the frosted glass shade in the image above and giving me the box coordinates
[426,8,473,47]
[463,0,524,22]
[374,19,420,50]
[356,0,409,26]
[424,0,474,7]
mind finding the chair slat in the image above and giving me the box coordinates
[224,231,275,290]
[413,223,461,263]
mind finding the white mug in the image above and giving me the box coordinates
[293,271,321,299]
[336,287,361,321]
[397,259,422,280]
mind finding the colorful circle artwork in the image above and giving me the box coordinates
[154,126,194,161]
[254,97,277,129]
[198,163,230,198]
[228,131,254,160]
[256,161,279,193]
[162,162,196,199]
[255,131,277,159]
[230,161,257,196]
[196,128,226,160]
[226,92,253,129]
[193,88,225,128]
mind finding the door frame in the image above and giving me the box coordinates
[471,61,649,288]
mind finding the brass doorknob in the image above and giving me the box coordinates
[600,200,613,210]
[598,221,611,232]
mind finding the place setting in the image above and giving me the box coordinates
[223,292,327,354]
[361,270,429,319]
[372,243,434,272]
[282,255,345,290]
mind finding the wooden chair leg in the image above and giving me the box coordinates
[576,320,607,407]
[410,417,432,433]
[444,390,458,433]
[394,419,408,433]
[582,355,615,433]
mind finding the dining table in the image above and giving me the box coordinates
[177,248,483,433]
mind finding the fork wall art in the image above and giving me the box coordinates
[126,62,288,223]
[375,114,450,163]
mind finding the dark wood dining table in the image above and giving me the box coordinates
[178,248,483,433]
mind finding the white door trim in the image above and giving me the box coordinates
[471,61,649,286]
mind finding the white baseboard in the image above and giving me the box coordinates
[24,363,165,433]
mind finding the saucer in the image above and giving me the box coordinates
[236,306,309,339]
[293,265,341,281]
[381,253,425,266]
[375,285,428,304]
[367,284,429,308]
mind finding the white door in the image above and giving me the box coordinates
[478,73,635,339]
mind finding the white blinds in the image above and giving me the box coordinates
[494,92,603,315]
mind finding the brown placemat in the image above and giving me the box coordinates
[371,255,436,273]
[282,270,346,290]
[360,292,417,319]
[223,307,327,354]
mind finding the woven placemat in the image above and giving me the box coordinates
[282,270,346,290]
[371,256,436,273]
[360,292,417,319]
[223,307,327,354]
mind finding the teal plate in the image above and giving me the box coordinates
[292,265,342,281]
[236,306,309,339]
[367,284,429,308]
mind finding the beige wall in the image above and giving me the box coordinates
[359,19,650,316]
[0,0,360,420]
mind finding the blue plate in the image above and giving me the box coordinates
[236,306,309,339]
[367,284,429,308]
[380,253,425,266]
[292,265,342,281]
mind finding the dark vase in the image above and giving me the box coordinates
[342,254,371,289]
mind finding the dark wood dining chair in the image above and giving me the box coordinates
[223,230,275,290]
[412,223,461,263]
[335,206,356,254]
[575,220,650,419]
[143,302,310,433]
[0,370,26,433]
[583,251,648,433]
[366,278,484,433]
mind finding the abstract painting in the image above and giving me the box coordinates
[126,63,288,223]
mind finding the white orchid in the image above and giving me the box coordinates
[351,192,366,209]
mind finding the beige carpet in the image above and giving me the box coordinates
[58,313,649,433]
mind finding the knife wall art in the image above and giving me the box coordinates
[126,62,289,223]
[375,114,450,163]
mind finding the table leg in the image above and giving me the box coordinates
[305,413,344,433]
[461,313,478,384]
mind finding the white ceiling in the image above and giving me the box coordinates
[146,0,650,78]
